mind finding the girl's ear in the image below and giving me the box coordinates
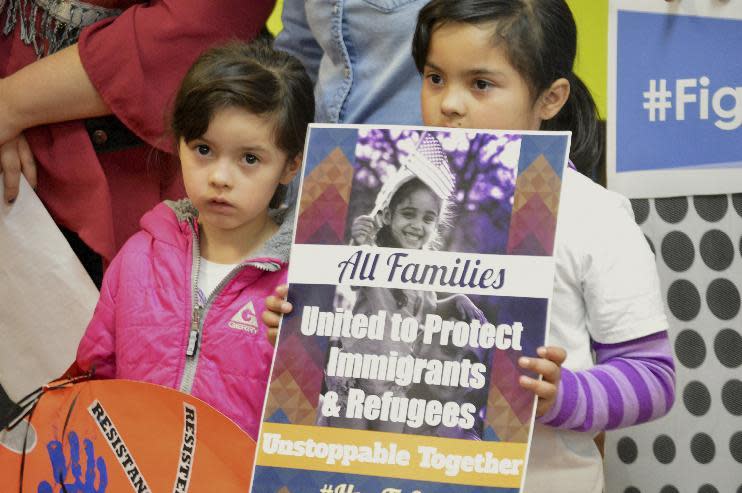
[537,77,570,121]
[279,154,302,185]
[382,208,392,226]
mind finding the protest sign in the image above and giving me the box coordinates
[0,379,256,492]
[251,125,570,492]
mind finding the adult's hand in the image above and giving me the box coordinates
[0,134,36,203]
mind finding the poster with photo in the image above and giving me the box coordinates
[251,124,570,492]
[607,0,742,198]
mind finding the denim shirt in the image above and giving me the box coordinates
[275,0,425,124]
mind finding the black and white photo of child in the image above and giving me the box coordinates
[319,132,490,434]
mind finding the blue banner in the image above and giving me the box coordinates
[616,11,742,172]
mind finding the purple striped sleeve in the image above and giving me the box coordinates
[537,331,675,433]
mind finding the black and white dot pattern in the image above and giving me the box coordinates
[674,329,706,368]
[617,436,639,464]
[662,231,694,272]
[730,432,742,463]
[667,280,701,321]
[683,381,711,416]
[721,380,742,416]
[655,196,688,223]
[693,195,728,222]
[714,328,742,368]
[733,195,742,218]
[690,433,716,464]
[700,230,734,271]
[653,435,676,464]
[698,485,719,493]
[706,278,741,320]
[606,193,742,493]
[632,198,650,225]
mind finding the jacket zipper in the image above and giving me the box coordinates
[178,220,281,394]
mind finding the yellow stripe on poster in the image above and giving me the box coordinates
[257,423,527,488]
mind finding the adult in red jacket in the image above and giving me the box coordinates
[0,0,276,281]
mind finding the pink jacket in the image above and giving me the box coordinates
[76,199,291,439]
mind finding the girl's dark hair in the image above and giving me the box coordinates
[388,178,438,217]
[412,0,601,175]
[172,40,315,205]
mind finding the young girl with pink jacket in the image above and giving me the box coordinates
[75,40,314,440]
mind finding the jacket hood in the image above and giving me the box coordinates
[139,199,295,263]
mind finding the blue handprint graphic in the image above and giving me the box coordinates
[37,431,107,493]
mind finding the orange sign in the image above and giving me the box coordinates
[0,379,255,492]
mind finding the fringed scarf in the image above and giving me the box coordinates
[1,0,121,58]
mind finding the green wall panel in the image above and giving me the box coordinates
[568,0,608,118]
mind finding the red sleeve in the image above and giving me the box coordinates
[77,0,275,153]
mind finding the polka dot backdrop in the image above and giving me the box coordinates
[605,194,742,493]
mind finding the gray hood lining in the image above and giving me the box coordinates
[165,199,295,264]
